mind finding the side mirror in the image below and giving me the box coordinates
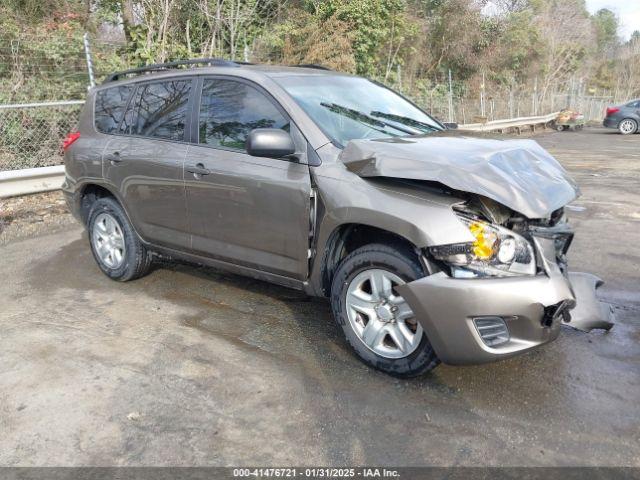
[246,128,296,159]
[443,122,459,130]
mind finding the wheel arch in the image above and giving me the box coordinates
[318,222,424,297]
[76,181,136,229]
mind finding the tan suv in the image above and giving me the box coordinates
[62,59,611,377]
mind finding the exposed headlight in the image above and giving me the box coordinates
[430,214,536,277]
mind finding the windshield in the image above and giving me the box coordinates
[275,75,443,146]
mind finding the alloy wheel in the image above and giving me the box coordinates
[91,212,126,269]
[345,269,423,359]
[619,119,637,135]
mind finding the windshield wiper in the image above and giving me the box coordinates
[320,102,416,136]
[370,111,439,134]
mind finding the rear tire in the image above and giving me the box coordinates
[330,243,440,377]
[87,197,152,281]
[618,118,638,135]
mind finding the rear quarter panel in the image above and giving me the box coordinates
[62,91,108,215]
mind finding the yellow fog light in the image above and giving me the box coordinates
[469,221,497,260]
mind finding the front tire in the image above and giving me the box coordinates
[619,118,638,135]
[87,197,152,281]
[330,244,439,377]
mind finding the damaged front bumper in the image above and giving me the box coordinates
[396,271,574,365]
[396,239,613,365]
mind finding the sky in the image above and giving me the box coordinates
[585,0,640,40]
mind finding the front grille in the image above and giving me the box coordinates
[473,317,510,347]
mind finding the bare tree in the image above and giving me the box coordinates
[196,0,274,59]
[535,0,594,104]
[491,0,529,14]
[617,37,640,99]
[120,0,136,42]
[197,0,224,57]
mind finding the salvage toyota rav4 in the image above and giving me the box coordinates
[63,59,612,377]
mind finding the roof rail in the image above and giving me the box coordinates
[103,58,241,83]
[292,64,333,71]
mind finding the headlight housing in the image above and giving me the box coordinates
[430,214,536,277]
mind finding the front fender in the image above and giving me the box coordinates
[307,167,475,296]
[313,171,474,249]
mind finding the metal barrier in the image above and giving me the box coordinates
[0,165,65,198]
[459,112,559,132]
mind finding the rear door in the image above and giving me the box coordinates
[184,77,312,280]
[103,78,194,250]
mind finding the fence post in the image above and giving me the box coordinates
[448,69,454,122]
[480,72,486,117]
[509,87,514,119]
[83,33,96,89]
[532,77,538,115]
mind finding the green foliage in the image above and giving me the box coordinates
[0,7,90,102]
[493,9,542,84]
[1,0,82,23]
[592,8,618,52]
[312,0,411,76]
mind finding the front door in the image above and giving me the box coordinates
[104,78,194,250]
[184,77,312,280]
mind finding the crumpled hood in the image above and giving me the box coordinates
[340,134,580,219]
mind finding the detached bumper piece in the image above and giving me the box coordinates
[565,272,614,332]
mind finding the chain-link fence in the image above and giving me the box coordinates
[0,101,84,171]
[0,31,126,103]
[0,31,125,171]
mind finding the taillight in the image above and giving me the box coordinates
[62,131,81,150]
[606,107,620,117]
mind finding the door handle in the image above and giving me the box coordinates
[187,163,211,177]
[107,151,124,165]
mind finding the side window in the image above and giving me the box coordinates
[120,80,191,141]
[94,85,133,134]
[199,79,289,150]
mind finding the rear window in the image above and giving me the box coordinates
[94,85,134,134]
[120,79,192,141]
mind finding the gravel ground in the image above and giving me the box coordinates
[0,191,75,245]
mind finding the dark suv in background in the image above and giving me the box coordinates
[63,59,611,377]
[604,99,640,134]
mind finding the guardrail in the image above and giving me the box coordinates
[459,111,559,132]
[0,165,65,198]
